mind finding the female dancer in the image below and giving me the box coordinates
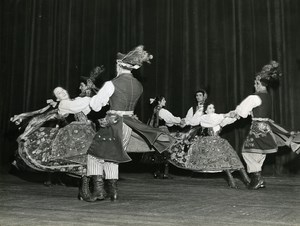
[142,95,181,179]
[169,103,250,188]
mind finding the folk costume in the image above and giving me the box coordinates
[142,98,181,179]
[181,89,209,141]
[10,71,103,177]
[10,96,96,183]
[11,68,106,201]
[234,61,300,189]
[87,45,174,201]
[148,104,181,128]
[184,89,207,126]
[169,108,250,188]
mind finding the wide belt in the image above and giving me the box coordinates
[107,110,134,116]
[252,117,274,123]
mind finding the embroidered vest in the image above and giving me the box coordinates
[252,92,272,118]
[148,106,165,128]
[110,73,143,111]
[193,104,204,115]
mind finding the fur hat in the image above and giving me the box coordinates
[255,60,282,86]
[117,45,153,69]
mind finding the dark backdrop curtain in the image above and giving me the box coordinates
[1,0,300,174]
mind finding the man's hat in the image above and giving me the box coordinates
[117,45,153,69]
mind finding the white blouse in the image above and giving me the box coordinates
[58,96,91,116]
[158,108,181,127]
[90,81,115,112]
[199,113,236,133]
[235,95,262,118]
[184,106,204,126]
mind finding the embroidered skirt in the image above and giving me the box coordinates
[169,134,244,172]
[17,121,95,176]
[243,120,300,154]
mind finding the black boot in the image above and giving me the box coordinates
[78,176,97,202]
[92,175,106,200]
[107,179,118,201]
[248,172,266,189]
[225,170,238,189]
[239,168,251,186]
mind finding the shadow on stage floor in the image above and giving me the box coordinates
[0,160,300,226]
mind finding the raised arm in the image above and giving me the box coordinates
[58,96,91,116]
[235,95,262,118]
[90,81,115,112]
[10,99,57,125]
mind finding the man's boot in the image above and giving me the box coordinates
[248,171,266,189]
[92,175,106,200]
[239,168,251,186]
[107,179,118,201]
[78,176,97,202]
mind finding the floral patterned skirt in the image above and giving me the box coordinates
[17,121,95,176]
[169,135,245,172]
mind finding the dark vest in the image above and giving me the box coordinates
[192,104,204,115]
[148,106,166,128]
[110,73,143,111]
[252,92,272,118]
[192,105,197,115]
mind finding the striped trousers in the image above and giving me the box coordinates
[86,123,132,179]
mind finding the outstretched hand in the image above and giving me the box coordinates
[46,99,58,108]
[180,119,186,128]
[227,110,240,119]
[10,114,24,125]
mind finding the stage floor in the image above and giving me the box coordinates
[0,169,299,226]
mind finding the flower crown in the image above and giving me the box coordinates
[79,66,105,97]
[255,60,282,84]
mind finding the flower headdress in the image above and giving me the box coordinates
[81,65,105,82]
[255,61,282,86]
[117,45,153,70]
[149,98,156,104]
[79,65,105,97]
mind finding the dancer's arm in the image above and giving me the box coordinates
[158,108,181,127]
[90,81,115,112]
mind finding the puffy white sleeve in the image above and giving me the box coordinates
[158,108,181,127]
[185,107,193,119]
[220,117,237,127]
[235,95,262,118]
[185,110,204,126]
[90,81,115,112]
[200,113,225,128]
[58,96,91,116]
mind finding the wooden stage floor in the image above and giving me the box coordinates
[0,168,299,226]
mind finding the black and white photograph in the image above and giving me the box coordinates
[0,1,300,225]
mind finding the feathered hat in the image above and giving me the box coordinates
[116,45,153,70]
[255,60,282,86]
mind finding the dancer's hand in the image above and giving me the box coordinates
[46,99,57,108]
[180,119,186,128]
[228,110,239,119]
